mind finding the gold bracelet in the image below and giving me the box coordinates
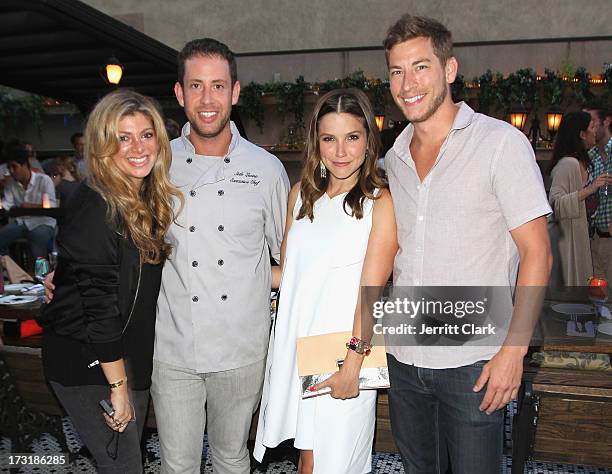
[109,377,127,389]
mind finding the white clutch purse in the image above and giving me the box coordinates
[296,331,389,398]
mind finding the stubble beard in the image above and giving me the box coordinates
[188,110,231,141]
[404,83,448,124]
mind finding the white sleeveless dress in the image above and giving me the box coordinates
[254,191,377,474]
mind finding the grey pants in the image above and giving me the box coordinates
[150,358,265,474]
[50,381,149,474]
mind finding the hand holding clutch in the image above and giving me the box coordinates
[297,331,389,398]
[309,350,363,399]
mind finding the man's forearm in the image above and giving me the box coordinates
[506,246,552,348]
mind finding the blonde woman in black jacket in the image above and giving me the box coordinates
[39,90,182,473]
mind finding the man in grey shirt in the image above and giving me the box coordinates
[383,15,552,473]
[151,38,289,474]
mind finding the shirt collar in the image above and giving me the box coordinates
[589,136,612,161]
[180,121,241,157]
[392,101,475,161]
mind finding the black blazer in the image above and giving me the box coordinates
[38,183,161,385]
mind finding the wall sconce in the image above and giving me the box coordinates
[509,104,528,131]
[104,57,123,85]
[546,106,563,142]
[375,114,385,132]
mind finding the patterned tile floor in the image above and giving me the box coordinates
[1,417,610,474]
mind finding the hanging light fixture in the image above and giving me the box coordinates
[546,106,563,140]
[509,104,528,131]
[375,114,385,132]
[105,57,123,85]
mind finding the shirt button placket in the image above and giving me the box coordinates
[415,180,429,286]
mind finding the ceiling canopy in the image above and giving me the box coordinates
[0,0,179,109]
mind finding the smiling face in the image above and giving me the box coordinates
[388,36,457,124]
[318,112,367,186]
[111,112,158,187]
[174,54,240,147]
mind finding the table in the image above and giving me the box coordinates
[511,300,612,473]
[6,208,64,218]
[0,298,71,455]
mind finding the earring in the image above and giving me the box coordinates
[365,150,369,160]
[320,161,327,179]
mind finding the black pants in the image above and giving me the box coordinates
[50,381,149,474]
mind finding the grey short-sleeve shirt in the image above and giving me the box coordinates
[154,122,290,372]
[385,103,551,369]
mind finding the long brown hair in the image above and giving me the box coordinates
[297,88,386,221]
[84,89,184,264]
[548,111,592,174]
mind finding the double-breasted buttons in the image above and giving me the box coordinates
[190,190,196,197]
[192,296,199,302]
[218,259,224,266]
[192,261,198,267]
[218,190,224,196]
[224,157,230,164]
[218,225,224,232]
[221,294,227,301]
[186,158,192,164]
[189,226,196,232]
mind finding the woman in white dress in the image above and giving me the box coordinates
[254,88,398,474]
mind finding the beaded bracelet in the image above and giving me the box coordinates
[346,336,372,355]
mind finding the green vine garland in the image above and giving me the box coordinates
[238,67,610,130]
[0,87,45,135]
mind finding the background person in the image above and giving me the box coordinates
[71,131,88,177]
[0,143,56,258]
[43,156,82,205]
[39,89,183,473]
[23,141,44,172]
[585,106,612,281]
[549,111,609,286]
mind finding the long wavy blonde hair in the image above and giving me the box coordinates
[298,88,387,221]
[84,89,183,264]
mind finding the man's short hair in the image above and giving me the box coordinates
[70,132,83,145]
[383,15,453,67]
[586,106,612,131]
[6,143,30,167]
[177,38,237,86]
